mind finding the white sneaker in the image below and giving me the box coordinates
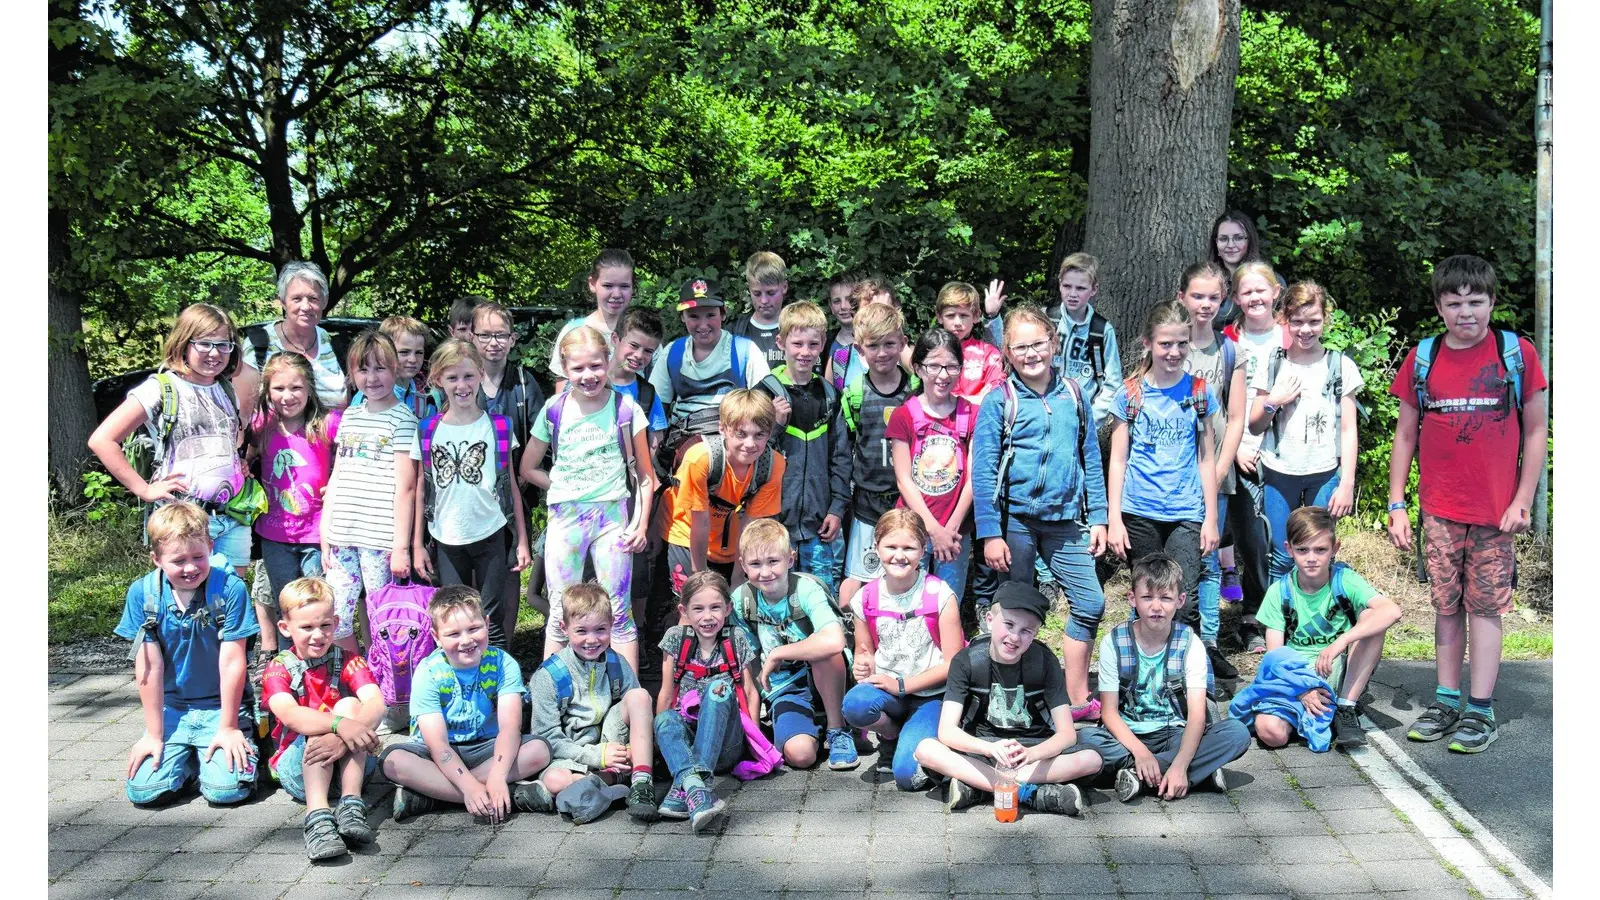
[1115,767,1142,803]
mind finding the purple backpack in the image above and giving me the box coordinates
[365,579,437,706]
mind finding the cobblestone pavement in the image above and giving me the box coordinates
[48,672,1493,899]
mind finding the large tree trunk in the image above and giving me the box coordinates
[1085,0,1241,371]
[48,204,100,503]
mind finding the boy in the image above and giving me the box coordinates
[117,502,260,807]
[662,388,787,593]
[380,586,554,822]
[913,582,1100,815]
[649,277,774,448]
[769,301,849,592]
[729,250,791,369]
[530,583,660,820]
[824,270,862,392]
[1387,255,1546,754]
[611,306,669,454]
[448,295,483,342]
[836,302,917,610]
[262,577,386,859]
[732,518,855,770]
[935,281,1004,405]
[1076,554,1250,802]
[381,315,431,418]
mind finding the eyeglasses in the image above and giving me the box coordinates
[190,340,236,355]
[919,363,961,377]
[1008,339,1052,359]
[473,331,513,345]
[1217,235,1249,245]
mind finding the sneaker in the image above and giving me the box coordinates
[1407,701,1463,743]
[333,796,375,845]
[1206,642,1239,680]
[1210,767,1228,793]
[906,765,934,792]
[1070,698,1102,723]
[686,786,727,833]
[391,784,437,822]
[626,778,659,821]
[826,728,860,771]
[1333,704,1367,749]
[512,780,555,814]
[874,737,897,775]
[1245,629,1267,655]
[303,808,348,861]
[1446,710,1499,754]
[1041,579,1068,615]
[943,778,986,812]
[1220,567,1243,604]
[1026,782,1083,816]
[1114,767,1142,803]
[657,785,690,820]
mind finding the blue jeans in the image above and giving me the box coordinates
[260,539,323,611]
[1263,468,1341,582]
[925,533,972,606]
[1002,516,1106,642]
[126,706,258,806]
[653,676,746,785]
[841,685,942,791]
[1197,496,1229,644]
[796,536,842,596]
[272,733,378,803]
[207,513,252,569]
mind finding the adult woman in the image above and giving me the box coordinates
[1208,210,1284,325]
[234,261,349,416]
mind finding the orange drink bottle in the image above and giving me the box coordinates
[994,764,1019,823]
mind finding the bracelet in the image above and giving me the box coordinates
[1387,501,1407,513]
[330,714,344,734]
[896,675,906,697]
[1263,403,1279,414]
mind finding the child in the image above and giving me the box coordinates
[888,328,977,601]
[448,295,482,342]
[837,302,918,611]
[380,586,554,821]
[729,250,791,369]
[971,306,1107,719]
[530,583,660,820]
[768,301,848,593]
[249,353,339,657]
[1106,299,1220,666]
[117,502,260,806]
[648,277,773,462]
[1077,554,1250,802]
[610,306,669,453]
[472,300,546,459]
[88,303,251,579]
[653,570,759,831]
[320,330,417,653]
[824,270,864,392]
[399,339,532,649]
[549,248,637,386]
[520,326,655,672]
[1387,254,1547,753]
[934,281,1004,405]
[662,389,787,593]
[731,518,855,770]
[262,577,386,859]
[844,510,964,791]
[353,316,430,417]
[1236,507,1403,750]
[913,582,1100,814]
[1247,281,1363,585]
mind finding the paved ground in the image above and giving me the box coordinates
[48,670,1531,900]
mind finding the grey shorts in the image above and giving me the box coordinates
[379,733,548,771]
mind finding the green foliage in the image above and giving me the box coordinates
[49,505,148,644]
[79,471,139,525]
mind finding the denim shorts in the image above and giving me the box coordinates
[126,705,258,806]
[769,673,821,748]
[208,513,253,569]
[271,733,379,803]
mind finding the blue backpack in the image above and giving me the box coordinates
[1413,330,1526,431]
[126,555,234,662]
[540,650,626,715]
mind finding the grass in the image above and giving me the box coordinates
[48,505,150,644]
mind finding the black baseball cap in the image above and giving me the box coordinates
[993,582,1051,624]
[676,277,726,311]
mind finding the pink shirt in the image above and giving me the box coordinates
[254,411,340,544]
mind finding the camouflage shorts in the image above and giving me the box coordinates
[1422,514,1515,617]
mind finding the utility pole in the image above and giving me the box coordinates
[1533,0,1552,538]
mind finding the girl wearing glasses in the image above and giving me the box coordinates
[88,303,253,577]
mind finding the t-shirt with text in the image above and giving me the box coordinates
[1256,567,1378,689]
[1111,374,1220,523]
[1250,349,1364,477]
[324,401,419,551]
[128,374,244,506]
[532,392,648,506]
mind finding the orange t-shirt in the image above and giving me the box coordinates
[664,441,787,563]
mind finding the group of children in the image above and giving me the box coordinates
[91,234,1548,859]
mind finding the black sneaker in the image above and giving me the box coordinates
[303,808,348,861]
[512,780,555,813]
[391,785,437,822]
[1026,783,1083,816]
[906,765,934,792]
[1206,642,1239,681]
[334,795,375,845]
[944,778,985,812]
[874,737,897,775]
[1407,701,1462,742]
[1333,704,1367,749]
[626,778,659,821]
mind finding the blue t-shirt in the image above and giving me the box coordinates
[408,647,527,744]
[614,378,668,433]
[1112,374,1219,522]
[114,566,259,712]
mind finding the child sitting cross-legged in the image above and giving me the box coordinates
[1076,554,1251,803]
[530,582,661,821]
[379,585,554,823]
[914,583,1102,815]
[262,577,386,859]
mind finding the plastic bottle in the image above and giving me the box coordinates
[993,763,1019,823]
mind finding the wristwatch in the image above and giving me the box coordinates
[1263,402,1280,415]
[1387,501,1407,513]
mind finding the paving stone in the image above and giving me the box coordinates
[1104,834,1187,864]
[1361,858,1462,891]
[48,881,125,900]
[792,835,870,863]
[65,801,158,827]
[950,863,1033,894]
[556,830,642,858]
[539,856,626,890]
[1197,863,1289,895]
[459,856,547,887]
[713,833,795,864]
[48,852,88,879]
[801,790,874,813]
[1302,785,1389,811]
[1239,788,1316,812]
[1339,832,1436,862]
[1321,805,1414,834]
[48,824,133,852]
[1091,809,1179,837]
[98,880,208,900]
[1290,766,1372,788]
[56,849,168,882]
[141,851,248,882]
[144,801,234,827]
[1239,810,1330,836]
[1261,833,1352,864]
[405,829,497,857]
[729,789,806,811]
[1276,862,1378,895]
[865,862,950,894]
[278,884,373,900]
[1033,863,1117,894]
[702,860,786,892]
[623,858,708,890]
[867,811,938,835]
[104,826,208,853]
[1175,833,1265,863]
[720,807,800,835]
[1376,887,1471,900]
[1164,809,1248,837]
[383,854,474,887]
[448,888,531,900]
[224,850,315,884]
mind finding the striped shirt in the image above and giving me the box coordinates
[323,401,419,550]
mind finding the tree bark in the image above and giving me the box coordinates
[48,205,100,503]
[1085,0,1241,372]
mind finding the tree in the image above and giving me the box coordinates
[1084,0,1242,346]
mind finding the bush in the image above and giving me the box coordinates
[49,502,148,644]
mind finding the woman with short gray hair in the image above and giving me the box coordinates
[233,261,348,416]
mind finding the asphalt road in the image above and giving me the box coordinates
[1360,659,1552,883]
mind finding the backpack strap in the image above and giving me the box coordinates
[1059,374,1091,522]
[1280,576,1298,640]
[957,639,994,732]
[605,650,625,705]
[1330,563,1359,629]
[842,374,864,434]
[995,379,1021,532]
[666,337,689,413]
[545,389,572,461]
[1086,312,1109,384]
[954,397,976,444]
[730,335,748,389]
[1263,347,1287,453]
[1111,620,1138,714]
[490,413,514,518]
[539,654,576,713]
[127,570,165,662]
[1123,374,1145,426]
[1495,330,1527,433]
[281,646,346,694]
[243,323,272,371]
[859,579,882,648]
[155,372,179,445]
[1165,623,1193,722]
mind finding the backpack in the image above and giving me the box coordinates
[858,574,966,651]
[841,368,921,435]
[364,579,438,706]
[1206,328,1239,410]
[665,333,750,411]
[124,372,243,483]
[1110,620,1205,724]
[955,637,1054,734]
[700,432,776,546]
[544,388,640,513]
[540,649,626,715]
[1413,329,1526,434]
[770,364,841,442]
[1278,562,1360,642]
[273,646,348,695]
[826,331,859,393]
[125,556,236,662]
[902,395,977,449]
[1261,347,1359,460]
[1051,306,1111,386]
[242,324,273,371]
[417,412,515,529]
[994,375,1091,526]
[673,626,744,686]
[735,571,843,636]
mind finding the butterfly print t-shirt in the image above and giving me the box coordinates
[408,413,519,546]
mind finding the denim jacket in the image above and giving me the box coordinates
[971,370,1108,539]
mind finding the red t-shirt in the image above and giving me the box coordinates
[957,338,1005,405]
[886,396,975,529]
[1389,334,1546,527]
[262,651,378,769]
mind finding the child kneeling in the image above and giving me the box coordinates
[531,583,660,821]
[380,586,553,822]
[914,583,1101,815]
[262,577,386,859]
[1077,554,1250,802]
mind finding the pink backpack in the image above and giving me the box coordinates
[858,574,967,651]
[365,579,437,705]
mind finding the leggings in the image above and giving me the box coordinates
[544,500,634,643]
[433,528,511,648]
[1121,513,1202,631]
[324,545,393,641]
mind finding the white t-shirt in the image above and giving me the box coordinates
[1234,325,1283,458]
[324,401,419,550]
[647,331,772,421]
[1095,628,1208,734]
[408,413,519,546]
[530,392,648,506]
[851,573,955,698]
[1250,348,1364,476]
[240,323,347,408]
[1185,336,1246,495]
[127,374,243,505]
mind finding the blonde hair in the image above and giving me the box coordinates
[1231,261,1280,298]
[677,570,732,610]
[427,338,486,386]
[1000,305,1056,373]
[278,577,335,616]
[1133,299,1193,380]
[935,282,981,316]
[1058,252,1100,286]
[256,352,332,447]
[852,301,906,345]
[873,508,929,549]
[557,324,612,368]
[163,304,241,379]
[379,315,430,347]
[429,584,485,628]
[472,302,514,335]
[146,501,211,552]
[738,517,791,561]
[1280,280,1334,321]
[718,388,777,435]
[850,273,896,309]
[560,583,613,625]
[778,301,828,342]
[346,329,398,375]
[745,251,788,286]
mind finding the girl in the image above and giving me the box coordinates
[888,328,977,602]
[549,248,636,387]
[88,303,251,577]
[1208,209,1281,325]
[971,306,1107,720]
[400,339,532,650]
[1106,300,1221,664]
[321,330,418,653]
[1247,281,1363,586]
[519,326,654,673]
[653,570,759,830]
[249,352,339,653]
[844,510,964,791]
